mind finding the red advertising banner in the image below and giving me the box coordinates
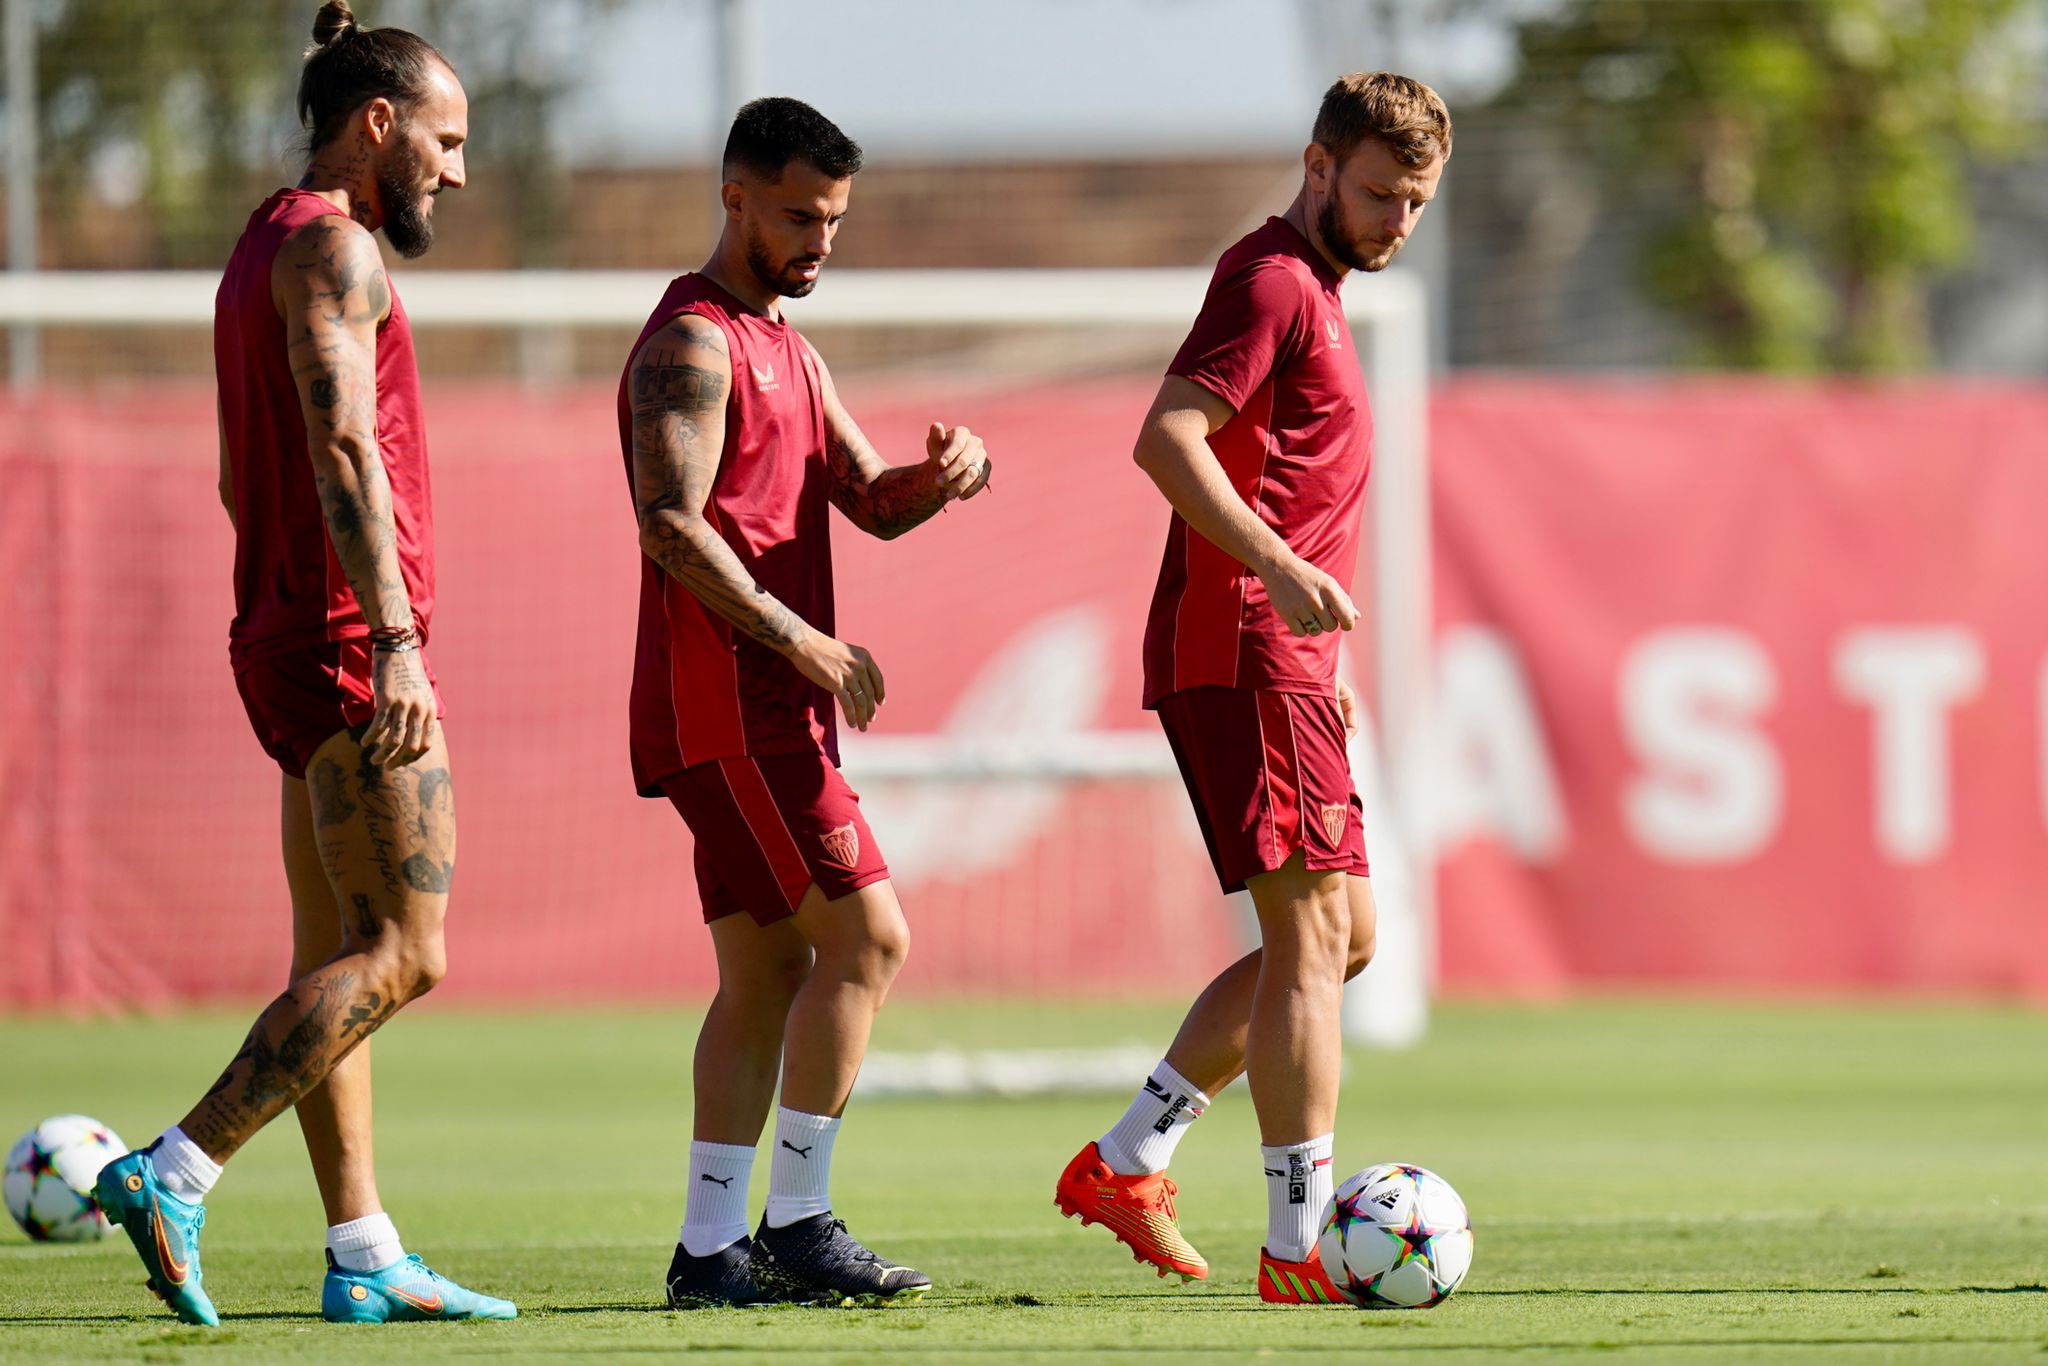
[0,380,1229,1009]
[3,376,2045,1005]
[1432,379,2048,998]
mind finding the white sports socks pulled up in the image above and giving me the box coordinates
[1261,1133,1334,1263]
[764,1107,840,1229]
[1099,1059,1210,1175]
[150,1125,222,1203]
[327,1211,406,1273]
[680,1140,757,1256]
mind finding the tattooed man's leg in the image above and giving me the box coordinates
[179,727,455,1161]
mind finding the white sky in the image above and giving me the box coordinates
[556,0,1518,163]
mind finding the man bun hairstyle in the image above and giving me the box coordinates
[298,1,453,152]
[310,0,356,46]
[1313,72,1452,169]
[723,97,863,183]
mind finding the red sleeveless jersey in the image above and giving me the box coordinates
[215,188,434,668]
[618,273,836,795]
[1142,217,1373,706]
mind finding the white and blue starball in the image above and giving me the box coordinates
[5,1116,128,1243]
[1317,1162,1473,1308]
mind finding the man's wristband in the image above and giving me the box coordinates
[369,622,419,653]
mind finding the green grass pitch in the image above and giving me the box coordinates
[1,1000,2043,1363]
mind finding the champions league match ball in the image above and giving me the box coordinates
[1317,1162,1474,1308]
[5,1116,128,1243]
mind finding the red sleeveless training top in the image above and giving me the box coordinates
[215,188,435,668]
[617,273,836,795]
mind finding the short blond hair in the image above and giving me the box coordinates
[1313,72,1451,169]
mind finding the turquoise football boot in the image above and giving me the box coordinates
[95,1147,219,1326]
[322,1251,518,1323]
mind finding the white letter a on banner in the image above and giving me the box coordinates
[1432,627,1566,861]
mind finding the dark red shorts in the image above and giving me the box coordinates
[1156,686,1370,895]
[661,750,891,926]
[232,639,445,780]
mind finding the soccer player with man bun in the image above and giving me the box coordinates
[92,1,512,1326]
[619,97,993,1308]
[1055,72,1450,1303]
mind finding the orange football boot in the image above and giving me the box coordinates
[1257,1246,1347,1305]
[1054,1143,1208,1281]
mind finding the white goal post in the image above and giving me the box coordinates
[0,267,1433,1050]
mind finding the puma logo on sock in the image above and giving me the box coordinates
[1151,1093,1193,1134]
[699,1173,734,1187]
[781,1141,813,1160]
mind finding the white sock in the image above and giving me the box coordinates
[1261,1134,1334,1263]
[150,1125,222,1203]
[764,1107,840,1229]
[326,1211,406,1273]
[680,1140,756,1256]
[1098,1059,1210,1175]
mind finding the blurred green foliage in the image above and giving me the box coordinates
[28,0,601,267]
[34,0,301,265]
[1505,0,2041,372]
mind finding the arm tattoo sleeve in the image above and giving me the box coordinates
[824,421,950,540]
[631,335,807,653]
[284,220,410,631]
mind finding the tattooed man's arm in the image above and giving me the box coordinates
[275,216,409,634]
[274,214,434,767]
[628,316,807,652]
[811,344,992,541]
[628,315,889,731]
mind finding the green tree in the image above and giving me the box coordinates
[35,0,301,266]
[1503,0,2040,372]
[30,0,610,268]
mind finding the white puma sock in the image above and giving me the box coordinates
[327,1211,405,1273]
[1261,1134,1334,1263]
[150,1125,222,1203]
[680,1140,756,1256]
[1098,1059,1210,1175]
[764,1108,840,1229]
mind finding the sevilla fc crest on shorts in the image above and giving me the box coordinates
[820,823,860,869]
[1320,803,1347,845]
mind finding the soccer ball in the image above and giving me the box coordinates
[5,1115,128,1243]
[1317,1162,1473,1308]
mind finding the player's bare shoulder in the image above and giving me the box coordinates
[636,311,730,365]
[630,313,732,419]
[271,212,392,327]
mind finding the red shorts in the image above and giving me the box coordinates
[661,751,891,926]
[1156,686,1370,894]
[232,639,445,780]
